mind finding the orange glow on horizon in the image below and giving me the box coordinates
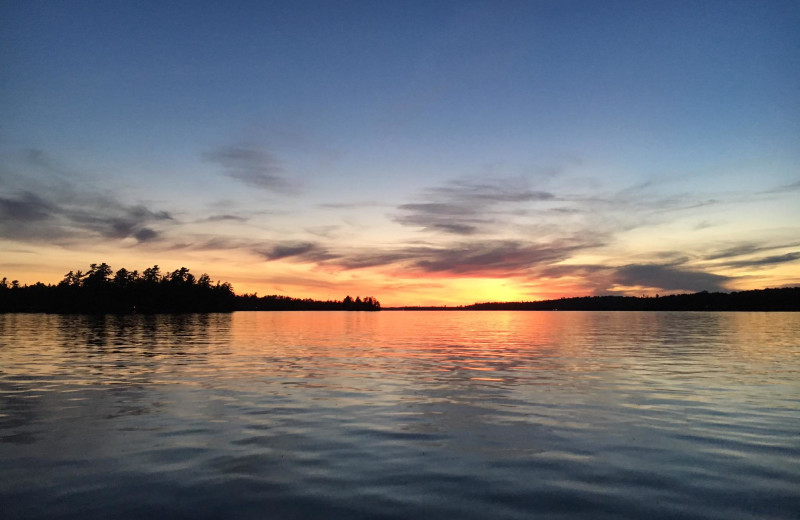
[2,246,797,307]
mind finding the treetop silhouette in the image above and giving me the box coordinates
[1,263,380,313]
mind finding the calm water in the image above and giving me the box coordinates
[1,311,798,519]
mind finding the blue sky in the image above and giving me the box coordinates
[1,0,798,304]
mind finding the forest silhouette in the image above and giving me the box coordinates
[389,288,799,312]
[1,263,797,313]
[0,263,380,313]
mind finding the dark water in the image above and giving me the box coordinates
[1,311,798,519]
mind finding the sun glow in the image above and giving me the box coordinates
[445,278,532,306]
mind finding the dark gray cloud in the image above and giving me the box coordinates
[613,264,730,292]
[533,261,732,294]
[1,148,177,245]
[330,249,425,270]
[204,214,249,223]
[257,241,338,262]
[262,242,318,260]
[0,192,56,222]
[723,252,800,269]
[133,228,159,242]
[705,242,766,261]
[704,241,800,262]
[204,146,295,193]
[64,203,172,241]
[394,177,555,235]
[0,190,173,244]
[164,236,250,251]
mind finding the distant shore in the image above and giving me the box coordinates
[385,287,800,312]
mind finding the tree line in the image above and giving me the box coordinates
[0,263,380,313]
[236,294,380,311]
[459,288,800,311]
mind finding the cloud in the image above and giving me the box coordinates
[256,241,338,262]
[163,236,250,251]
[63,202,172,241]
[204,146,295,193]
[133,228,160,242]
[411,241,580,275]
[328,237,600,276]
[723,252,800,269]
[0,189,173,245]
[703,241,800,263]
[319,201,382,209]
[0,192,56,222]
[392,173,728,243]
[394,177,555,235]
[329,249,424,270]
[613,264,730,292]
[762,179,800,194]
[534,261,732,294]
[204,214,249,223]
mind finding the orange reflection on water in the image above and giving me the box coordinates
[3,311,797,397]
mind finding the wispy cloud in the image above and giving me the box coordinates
[0,190,173,244]
[394,177,555,235]
[328,236,602,276]
[256,241,339,263]
[0,192,55,223]
[722,252,800,269]
[319,201,383,209]
[203,214,249,223]
[703,241,800,263]
[204,146,296,194]
[761,179,800,194]
[0,149,176,245]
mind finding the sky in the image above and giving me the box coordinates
[1,0,798,306]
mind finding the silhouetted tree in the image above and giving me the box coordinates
[0,263,389,313]
[142,265,161,283]
[197,273,211,288]
[84,263,112,287]
[112,268,138,288]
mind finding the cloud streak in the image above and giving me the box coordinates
[0,189,173,245]
[257,241,338,262]
[326,236,602,277]
[722,252,800,269]
[394,177,555,235]
[204,146,296,194]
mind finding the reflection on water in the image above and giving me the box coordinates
[1,312,799,519]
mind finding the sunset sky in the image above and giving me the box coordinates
[1,0,798,306]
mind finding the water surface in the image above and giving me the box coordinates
[1,311,798,519]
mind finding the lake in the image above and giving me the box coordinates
[1,311,798,519]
